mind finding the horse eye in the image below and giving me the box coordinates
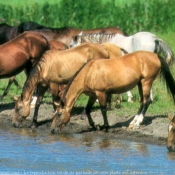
[16,106,22,111]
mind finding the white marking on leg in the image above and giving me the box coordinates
[30,96,37,109]
[169,124,173,132]
[130,114,139,126]
[134,114,144,128]
[127,91,133,102]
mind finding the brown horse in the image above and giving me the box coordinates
[167,114,175,152]
[0,35,68,101]
[50,51,175,133]
[0,31,50,103]
[12,43,123,128]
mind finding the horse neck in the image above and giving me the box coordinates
[22,66,41,102]
[62,61,90,112]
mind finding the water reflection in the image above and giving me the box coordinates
[0,124,174,174]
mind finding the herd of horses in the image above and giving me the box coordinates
[0,21,175,152]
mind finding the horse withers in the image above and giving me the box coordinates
[167,114,175,152]
[50,51,175,134]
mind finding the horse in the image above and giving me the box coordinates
[12,43,124,128]
[70,31,175,107]
[50,51,175,134]
[0,21,126,100]
[0,32,69,104]
[0,23,18,44]
[0,32,68,103]
[0,21,49,100]
[167,114,175,152]
[27,26,126,47]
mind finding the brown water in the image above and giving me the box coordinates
[0,124,175,175]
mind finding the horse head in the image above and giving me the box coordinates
[12,96,31,128]
[167,114,175,152]
[69,31,83,48]
[50,108,70,134]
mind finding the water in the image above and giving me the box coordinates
[0,124,174,175]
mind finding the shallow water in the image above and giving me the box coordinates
[0,124,174,175]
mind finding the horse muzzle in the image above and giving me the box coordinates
[167,145,175,152]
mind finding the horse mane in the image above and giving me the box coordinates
[22,57,47,100]
[62,60,92,105]
[81,33,116,43]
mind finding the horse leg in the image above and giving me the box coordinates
[115,94,122,108]
[13,78,21,89]
[81,93,112,120]
[0,76,16,100]
[30,89,38,109]
[96,92,110,132]
[129,82,152,129]
[84,96,98,130]
[106,93,112,110]
[29,84,48,128]
[127,91,133,102]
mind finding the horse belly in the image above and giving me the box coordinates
[86,66,140,94]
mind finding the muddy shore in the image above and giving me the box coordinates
[0,100,169,148]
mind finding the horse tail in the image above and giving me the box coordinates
[155,39,175,65]
[158,55,175,103]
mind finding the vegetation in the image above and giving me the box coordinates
[0,0,175,117]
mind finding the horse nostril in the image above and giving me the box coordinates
[51,129,55,134]
[167,146,173,151]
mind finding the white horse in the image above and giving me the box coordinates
[70,31,174,105]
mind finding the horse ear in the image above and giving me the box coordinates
[167,113,174,121]
[13,96,19,101]
[78,31,83,36]
[54,101,60,107]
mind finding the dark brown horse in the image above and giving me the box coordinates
[0,31,53,103]
[167,114,175,152]
[12,43,123,128]
[50,51,175,133]
[0,23,18,44]
[0,21,49,100]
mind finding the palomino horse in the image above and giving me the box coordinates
[12,43,124,128]
[70,31,175,107]
[167,114,175,152]
[50,51,175,133]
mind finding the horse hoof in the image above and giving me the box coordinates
[115,104,121,109]
[81,114,86,120]
[96,125,101,131]
[28,122,38,128]
[128,124,134,129]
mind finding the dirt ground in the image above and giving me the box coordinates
[0,101,169,147]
